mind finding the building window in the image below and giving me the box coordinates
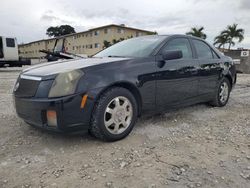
[94,30,99,36]
[136,32,142,37]
[73,46,75,50]
[95,43,100,48]
[104,28,108,34]
[82,45,85,48]
[86,44,93,49]
[118,28,124,34]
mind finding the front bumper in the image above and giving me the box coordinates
[14,93,94,133]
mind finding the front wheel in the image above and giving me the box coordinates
[90,87,138,141]
[210,78,231,107]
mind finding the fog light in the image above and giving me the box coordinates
[46,110,57,127]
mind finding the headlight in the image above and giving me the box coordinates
[48,70,83,98]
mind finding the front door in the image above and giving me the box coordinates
[155,37,199,109]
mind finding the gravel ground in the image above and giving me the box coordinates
[0,67,249,188]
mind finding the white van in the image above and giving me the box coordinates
[0,36,30,67]
[0,36,19,61]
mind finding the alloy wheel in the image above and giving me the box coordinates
[219,81,229,104]
[104,96,133,134]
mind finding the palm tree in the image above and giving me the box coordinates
[221,24,244,50]
[213,34,231,49]
[186,27,207,39]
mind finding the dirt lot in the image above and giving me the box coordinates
[0,67,249,188]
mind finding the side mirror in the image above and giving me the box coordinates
[162,50,183,61]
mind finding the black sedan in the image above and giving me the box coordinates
[13,35,236,141]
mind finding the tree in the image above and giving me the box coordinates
[213,34,231,49]
[103,40,111,49]
[186,27,207,39]
[46,25,76,37]
[112,38,125,45]
[220,24,244,50]
[147,31,158,35]
[103,38,128,49]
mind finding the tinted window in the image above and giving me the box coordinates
[193,40,213,59]
[6,38,15,48]
[163,38,192,59]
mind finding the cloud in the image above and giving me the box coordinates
[1,0,250,48]
[40,10,74,25]
[239,0,250,9]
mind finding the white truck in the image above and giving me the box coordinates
[0,36,30,67]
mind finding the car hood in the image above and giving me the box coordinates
[22,57,130,78]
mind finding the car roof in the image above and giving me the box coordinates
[139,34,207,42]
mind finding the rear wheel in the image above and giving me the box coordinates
[210,77,231,107]
[90,87,138,141]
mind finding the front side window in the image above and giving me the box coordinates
[6,38,15,48]
[193,39,213,59]
[162,38,192,59]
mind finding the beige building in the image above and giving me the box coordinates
[18,24,155,58]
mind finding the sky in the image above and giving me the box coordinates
[1,0,250,48]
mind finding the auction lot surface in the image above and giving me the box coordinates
[0,67,249,188]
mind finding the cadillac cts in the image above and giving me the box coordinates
[13,35,236,141]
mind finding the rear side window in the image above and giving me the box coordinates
[193,39,213,59]
[6,38,15,48]
[163,38,192,59]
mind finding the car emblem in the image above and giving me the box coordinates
[13,82,19,92]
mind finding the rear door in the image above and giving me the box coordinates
[155,37,199,109]
[191,39,222,96]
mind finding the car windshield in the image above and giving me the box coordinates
[94,35,166,58]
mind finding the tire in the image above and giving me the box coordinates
[90,87,138,141]
[209,77,231,107]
